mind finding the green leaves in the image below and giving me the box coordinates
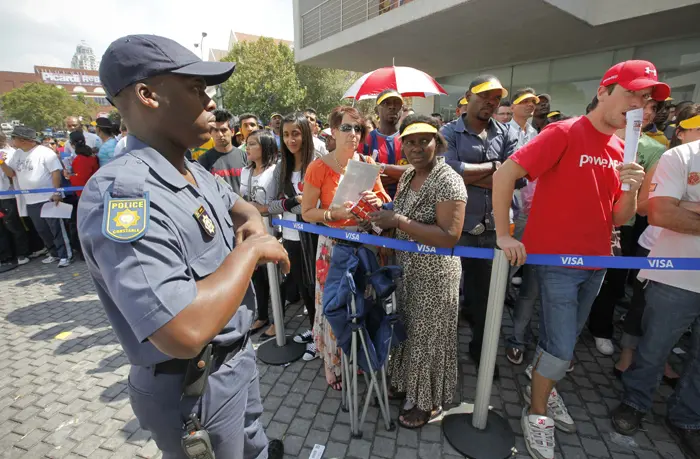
[220,37,361,124]
[0,83,98,131]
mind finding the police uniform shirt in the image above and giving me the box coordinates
[78,135,255,367]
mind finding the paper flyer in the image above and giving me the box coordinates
[330,160,380,209]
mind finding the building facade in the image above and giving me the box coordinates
[70,41,99,71]
[293,0,700,118]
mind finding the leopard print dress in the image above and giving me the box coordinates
[388,158,467,412]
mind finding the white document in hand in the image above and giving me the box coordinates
[40,201,73,219]
[330,159,380,209]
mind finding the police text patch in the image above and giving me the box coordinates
[102,193,150,243]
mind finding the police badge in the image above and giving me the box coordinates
[194,205,216,237]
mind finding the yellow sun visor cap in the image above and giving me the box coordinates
[547,111,561,118]
[400,122,438,138]
[458,97,468,106]
[377,91,404,105]
[513,93,540,105]
[679,115,700,130]
[470,80,508,98]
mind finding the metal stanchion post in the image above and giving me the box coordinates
[443,249,515,459]
[255,217,306,365]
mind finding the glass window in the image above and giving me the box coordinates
[549,79,600,117]
[635,37,700,102]
[550,51,614,82]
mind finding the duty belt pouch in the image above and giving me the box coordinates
[183,344,214,397]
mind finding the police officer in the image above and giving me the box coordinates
[78,35,289,459]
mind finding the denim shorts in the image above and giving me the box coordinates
[531,266,606,381]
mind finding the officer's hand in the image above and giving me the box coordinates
[497,235,527,266]
[235,217,267,245]
[245,234,291,274]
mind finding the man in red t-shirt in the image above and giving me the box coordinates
[492,60,669,459]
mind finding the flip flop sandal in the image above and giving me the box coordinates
[250,320,270,334]
[329,377,343,391]
[398,406,431,430]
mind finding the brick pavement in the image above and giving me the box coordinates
[0,259,691,458]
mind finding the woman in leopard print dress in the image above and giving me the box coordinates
[371,115,467,429]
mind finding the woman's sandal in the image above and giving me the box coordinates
[398,406,431,429]
[328,377,342,391]
[250,320,270,334]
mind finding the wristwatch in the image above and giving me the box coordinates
[379,163,387,175]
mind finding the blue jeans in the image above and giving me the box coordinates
[622,281,700,430]
[507,264,539,351]
[532,266,606,381]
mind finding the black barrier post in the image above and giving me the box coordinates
[443,249,515,459]
[255,217,306,365]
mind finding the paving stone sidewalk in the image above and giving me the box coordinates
[0,259,691,458]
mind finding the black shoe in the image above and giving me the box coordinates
[267,439,284,459]
[666,418,700,459]
[611,403,644,436]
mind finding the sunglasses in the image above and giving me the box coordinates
[338,123,362,133]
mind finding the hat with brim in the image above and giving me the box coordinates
[11,126,38,142]
[469,78,508,98]
[270,113,282,119]
[513,93,540,105]
[600,60,670,102]
[95,117,114,129]
[377,90,403,106]
[679,115,700,130]
[537,93,551,102]
[622,78,671,102]
[546,111,562,118]
[170,61,236,87]
[458,97,468,106]
[400,122,438,138]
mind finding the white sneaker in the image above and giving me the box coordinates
[302,342,317,361]
[521,406,555,459]
[523,384,576,433]
[303,307,308,316]
[294,329,313,344]
[42,255,59,264]
[57,258,72,268]
[17,256,30,265]
[512,276,523,286]
[595,337,614,356]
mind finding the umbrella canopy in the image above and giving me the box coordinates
[343,66,447,101]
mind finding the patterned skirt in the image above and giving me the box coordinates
[313,235,342,377]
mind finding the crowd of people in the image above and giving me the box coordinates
[1,35,699,459]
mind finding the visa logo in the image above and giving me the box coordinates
[345,232,360,241]
[293,223,304,230]
[417,244,437,254]
[561,256,584,266]
[648,259,674,269]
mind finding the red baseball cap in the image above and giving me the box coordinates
[600,60,670,101]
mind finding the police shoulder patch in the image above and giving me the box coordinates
[102,192,150,243]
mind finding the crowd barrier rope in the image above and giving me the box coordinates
[0,187,83,196]
[272,218,700,271]
[2,187,698,271]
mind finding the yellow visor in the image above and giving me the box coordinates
[513,93,540,105]
[459,97,468,106]
[377,91,403,105]
[665,97,674,102]
[471,80,508,98]
[679,115,700,130]
[400,122,438,138]
[547,111,561,118]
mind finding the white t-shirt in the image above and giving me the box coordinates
[6,145,63,205]
[240,164,278,235]
[282,171,303,241]
[63,131,102,156]
[313,136,328,156]
[638,225,662,251]
[0,147,16,193]
[638,140,700,293]
[113,136,128,158]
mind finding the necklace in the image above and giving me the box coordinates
[332,151,348,174]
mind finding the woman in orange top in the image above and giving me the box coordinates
[302,106,391,390]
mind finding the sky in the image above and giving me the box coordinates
[1,0,295,73]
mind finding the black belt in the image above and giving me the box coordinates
[154,334,249,375]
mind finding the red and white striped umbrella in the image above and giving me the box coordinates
[342,66,447,101]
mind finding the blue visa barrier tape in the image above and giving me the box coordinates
[0,186,84,196]
[272,218,700,271]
